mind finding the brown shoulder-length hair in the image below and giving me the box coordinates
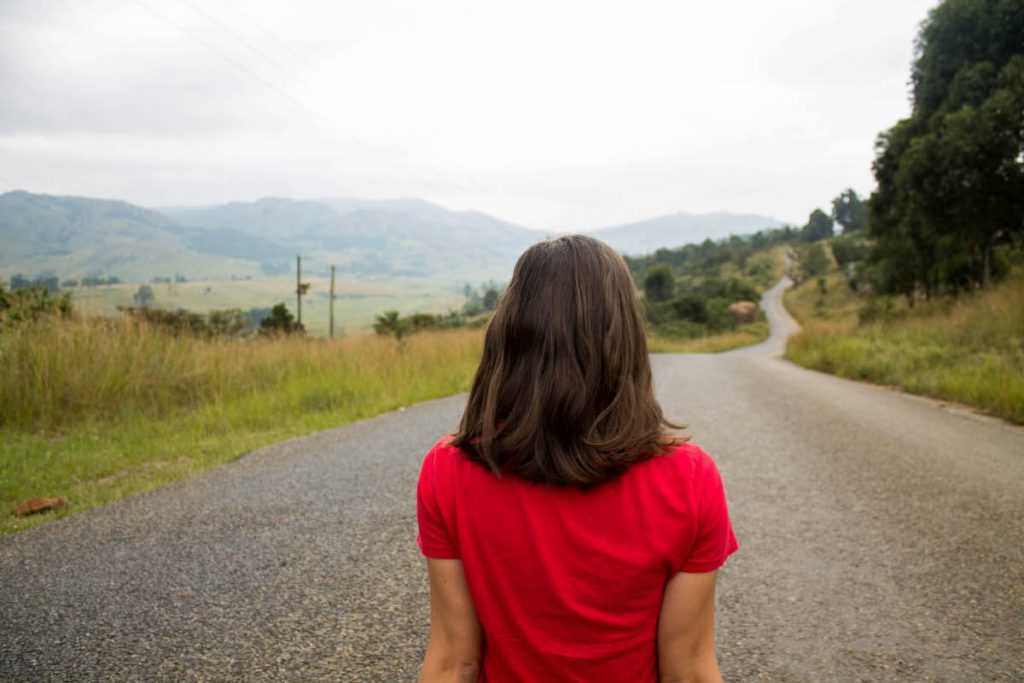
[451,234,682,487]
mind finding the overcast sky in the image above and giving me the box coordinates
[0,0,937,230]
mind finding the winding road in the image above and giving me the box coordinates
[2,279,1022,681]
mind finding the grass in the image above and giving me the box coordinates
[648,321,770,353]
[784,269,1024,424]
[1,318,483,534]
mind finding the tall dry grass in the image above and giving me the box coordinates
[0,316,483,430]
[1,317,484,533]
[785,271,1024,424]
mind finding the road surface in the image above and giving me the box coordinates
[2,278,1022,681]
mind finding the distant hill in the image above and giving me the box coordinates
[163,196,548,279]
[0,191,546,283]
[0,191,261,282]
[587,211,783,255]
[0,190,783,284]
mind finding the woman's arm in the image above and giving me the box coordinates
[418,558,483,683]
[657,570,723,683]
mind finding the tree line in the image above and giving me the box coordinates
[868,0,1023,301]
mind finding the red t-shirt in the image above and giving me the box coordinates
[416,438,739,682]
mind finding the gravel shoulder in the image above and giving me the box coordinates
[2,279,1021,681]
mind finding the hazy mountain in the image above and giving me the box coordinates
[0,191,546,283]
[587,211,783,255]
[166,197,343,242]
[0,190,263,281]
[1,190,783,284]
[164,197,547,279]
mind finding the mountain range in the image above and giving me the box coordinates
[0,190,781,283]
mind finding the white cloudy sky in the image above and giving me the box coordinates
[0,0,936,230]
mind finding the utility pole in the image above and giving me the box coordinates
[296,255,302,327]
[329,264,336,339]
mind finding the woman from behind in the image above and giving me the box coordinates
[416,234,738,682]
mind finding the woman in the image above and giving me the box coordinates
[416,235,738,682]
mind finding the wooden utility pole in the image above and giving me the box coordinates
[329,264,336,339]
[296,255,302,327]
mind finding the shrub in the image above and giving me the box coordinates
[671,294,708,323]
[858,296,897,325]
[260,303,304,336]
[0,281,72,327]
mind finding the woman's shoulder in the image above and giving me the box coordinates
[632,440,720,483]
[422,435,474,476]
[425,435,462,460]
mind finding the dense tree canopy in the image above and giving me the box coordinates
[801,209,835,242]
[870,0,1024,298]
[643,263,675,302]
[831,189,867,233]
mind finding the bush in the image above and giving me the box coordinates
[671,294,708,323]
[858,296,897,325]
[119,306,211,337]
[207,309,250,338]
[705,297,737,333]
[831,235,870,269]
[259,304,304,336]
[799,243,831,279]
[0,281,72,327]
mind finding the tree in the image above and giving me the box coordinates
[133,285,155,308]
[800,209,834,242]
[869,0,1024,296]
[800,243,831,278]
[208,308,249,338]
[831,189,867,233]
[259,303,303,335]
[643,263,675,302]
[483,287,500,311]
[373,310,408,340]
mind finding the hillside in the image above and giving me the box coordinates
[0,191,261,282]
[164,197,547,279]
[1,190,786,286]
[588,211,782,255]
[0,191,545,283]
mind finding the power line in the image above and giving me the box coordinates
[132,0,295,102]
[133,0,490,206]
[176,0,496,206]
[215,0,318,71]
[179,0,315,90]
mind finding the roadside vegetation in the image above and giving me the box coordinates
[0,294,482,534]
[373,236,791,354]
[625,231,794,352]
[782,0,1023,425]
[785,255,1023,425]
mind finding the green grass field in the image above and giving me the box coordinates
[784,269,1024,425]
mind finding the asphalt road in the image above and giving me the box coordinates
[2,279,1022,682]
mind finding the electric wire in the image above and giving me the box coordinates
[132,0,492,207]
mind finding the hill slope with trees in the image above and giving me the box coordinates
[783,0,1024,423]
